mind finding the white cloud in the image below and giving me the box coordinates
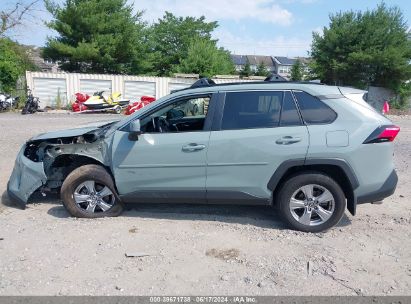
[312,26,323,36]
[214,29,311,57]
[134,0,293,26]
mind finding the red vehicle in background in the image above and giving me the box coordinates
[72,93,90,112]
[125,96,156,115]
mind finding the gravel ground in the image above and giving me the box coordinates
[0,112,410,296]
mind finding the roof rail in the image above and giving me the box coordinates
[170,76,325,94]
[264,73,288,82]
[190,78,216,89]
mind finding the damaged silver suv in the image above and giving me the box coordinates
[8,78,399,232]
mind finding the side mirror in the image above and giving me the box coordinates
[129,119,142,141]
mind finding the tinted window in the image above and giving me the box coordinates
[140,96,210,133]
[280,91,302,126]
[293,91,337,124]
[222,91,283,130]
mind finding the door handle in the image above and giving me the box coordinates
[182,143,206,152]
[276,136,302,145]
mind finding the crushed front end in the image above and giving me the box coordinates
[7,121,117,208]
[7,144,48,208]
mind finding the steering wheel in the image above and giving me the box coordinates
[151,117,170,133]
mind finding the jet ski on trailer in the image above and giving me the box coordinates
[83,91,130,113]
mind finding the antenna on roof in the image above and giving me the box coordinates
[265,73,288,82]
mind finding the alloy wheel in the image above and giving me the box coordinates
[73,180,115,213]
[289,184,335,226]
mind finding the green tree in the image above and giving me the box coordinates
[0,38,35,93]
[176,38,234,77]
[310,3,411,90]
[255,62,269,77]
[43,0,147,74]
[290,59,303,81]
[149,12,218,76]
[240,58,252,77]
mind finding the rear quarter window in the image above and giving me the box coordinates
[293,91,337,124]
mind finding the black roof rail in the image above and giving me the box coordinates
[170,78,216,94]
[170,76,324,94]
[264,73,288,82]
[190,78,216,89]
[264,73,324,85]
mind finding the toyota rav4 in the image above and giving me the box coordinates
[7,78,399,232]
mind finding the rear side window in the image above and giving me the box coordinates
[293,91,337,124]
[221,91,283,130]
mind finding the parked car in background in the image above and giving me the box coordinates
[8,78,399,232]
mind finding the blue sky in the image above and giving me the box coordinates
[1,0,410,57]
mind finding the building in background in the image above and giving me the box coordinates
[245,55,276,73]
[272,56,295,79]
[231,55,248,73]
[273,56,311,80]
[23,46,60,73]
[231,55,311,80]
[231,55,276,74]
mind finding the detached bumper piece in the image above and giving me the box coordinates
[7,145,47,209]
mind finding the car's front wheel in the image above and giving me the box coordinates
[277,172,346,232]
[61,164,124,218]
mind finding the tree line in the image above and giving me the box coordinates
[43,0,235,77]
[1,1,410,107]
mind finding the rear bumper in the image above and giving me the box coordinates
[357,170,398,204]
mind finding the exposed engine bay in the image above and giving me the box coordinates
[8,121,118,206]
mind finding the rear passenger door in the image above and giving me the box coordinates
[206,90,309,204]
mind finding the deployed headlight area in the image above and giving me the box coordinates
[24,133,99,162]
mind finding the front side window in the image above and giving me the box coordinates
[140,96,210,133]
[221,91,283,130]
[293,91,337,124]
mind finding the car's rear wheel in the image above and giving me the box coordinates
[277,172,346,232]
[61,164,124,218]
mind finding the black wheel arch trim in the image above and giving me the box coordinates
[267,157,360,216]
[267,159,305,191]
[267,158,359,191]
[304,158,359,190]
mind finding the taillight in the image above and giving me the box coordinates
[363,125,400,144]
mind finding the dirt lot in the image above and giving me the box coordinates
[0,112,410,296]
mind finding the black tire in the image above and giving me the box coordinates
[61,164,124,218]
[277,172,346,233]
[21,105,29,115]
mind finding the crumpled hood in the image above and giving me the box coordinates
[29,120,119,141]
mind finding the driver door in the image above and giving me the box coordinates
[111,94,214,204]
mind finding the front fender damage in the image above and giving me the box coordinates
[7,146,48,208]
[7,129,112,208]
